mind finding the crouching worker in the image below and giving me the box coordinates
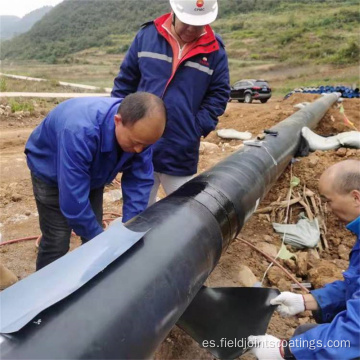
[25,93,166,270]
[249,160,360,359]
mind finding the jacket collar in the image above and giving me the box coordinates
[346,216,360,237]
[153,13,219,54]
[100,102,120,153]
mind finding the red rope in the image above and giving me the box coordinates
[1,214,122,247]
[0,236,39,246]
[1,183,122,247]
[236,236,310,293]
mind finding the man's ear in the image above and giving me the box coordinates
[114,114,122,126]
[352,190,360,205]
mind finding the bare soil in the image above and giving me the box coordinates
[0,94,359,359]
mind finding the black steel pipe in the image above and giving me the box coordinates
[0,94,339,359]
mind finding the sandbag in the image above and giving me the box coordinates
[217,129,252,140]
[302,127,360,151]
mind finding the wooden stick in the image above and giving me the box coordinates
[303,186,313,213]
[310,196,319,216]
[321,232,329,249]
[256,196,302,213]
[299,199,314,221]
[304,186,319,216]
[278,208,285,223]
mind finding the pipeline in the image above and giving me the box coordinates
[0,93,340,359]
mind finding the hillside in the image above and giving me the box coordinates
[0,6,53,40]
[1,0,359,96]
[1,0,359,67]
[216,0,359,67]
[1,0,170,62]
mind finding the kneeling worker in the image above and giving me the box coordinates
[25,93,166,270]
[249,160,360,359]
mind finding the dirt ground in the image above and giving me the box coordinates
[0,93,359,359]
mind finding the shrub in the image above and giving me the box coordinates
[9,100,35,113]
[331,40,360,64]
[0,78,7,92]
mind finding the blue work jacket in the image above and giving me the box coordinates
[291,216,360,359]
[25,97,154,240]
[112,13,230,176]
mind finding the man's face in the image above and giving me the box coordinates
[173,17,205,43]
[114,114,165,153]
[319,179,360,223]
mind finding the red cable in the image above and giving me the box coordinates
[236,236,310,293]
[1,215,122,247]
[0,236,39,246]
[1,180,122,247]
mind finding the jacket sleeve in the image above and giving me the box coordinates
[121,146,154,222]
[57,128,103,241]
[111,34,140,98]
[290,277,360,360]
[195,50,230,137]
[310,280,347,323]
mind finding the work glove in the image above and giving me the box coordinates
[270,292,305,317]
[248,335,284,360]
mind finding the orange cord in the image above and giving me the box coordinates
[236,236,310,293]
[1,213,122,247]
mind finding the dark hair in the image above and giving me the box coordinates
[118,92,166,127]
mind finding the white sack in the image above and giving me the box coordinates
[302,127,360,151]
[217,129,252,140]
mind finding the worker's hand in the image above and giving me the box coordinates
[248,335,284,359]
[270,292,305,317]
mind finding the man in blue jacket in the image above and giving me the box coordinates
[25,92,166,270]
[112,0,230,205]
[249,160,360,359]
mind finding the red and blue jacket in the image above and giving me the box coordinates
[112,13,230,176]
[291,216,360,359]
[25,97,154,239]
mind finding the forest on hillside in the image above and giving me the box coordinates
[1,0,359,66]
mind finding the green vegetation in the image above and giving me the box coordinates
[0,0,169,63]
[215,0,359,67]
[1,0,359,67]
[0,0,358,95]
[0,78,7,92]
[9,99,35,113]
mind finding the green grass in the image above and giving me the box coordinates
[0,56,119,89]
[2,57,357,98]
[216,1,359,73]
[0,78,7,92]
[2,0,359,70]
[1,0,359,97]
[9,99,35,113]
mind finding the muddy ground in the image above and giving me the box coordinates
[0,93,359,359]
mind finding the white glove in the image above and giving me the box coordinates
[270,291,305,317]
[248,335,283,360]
